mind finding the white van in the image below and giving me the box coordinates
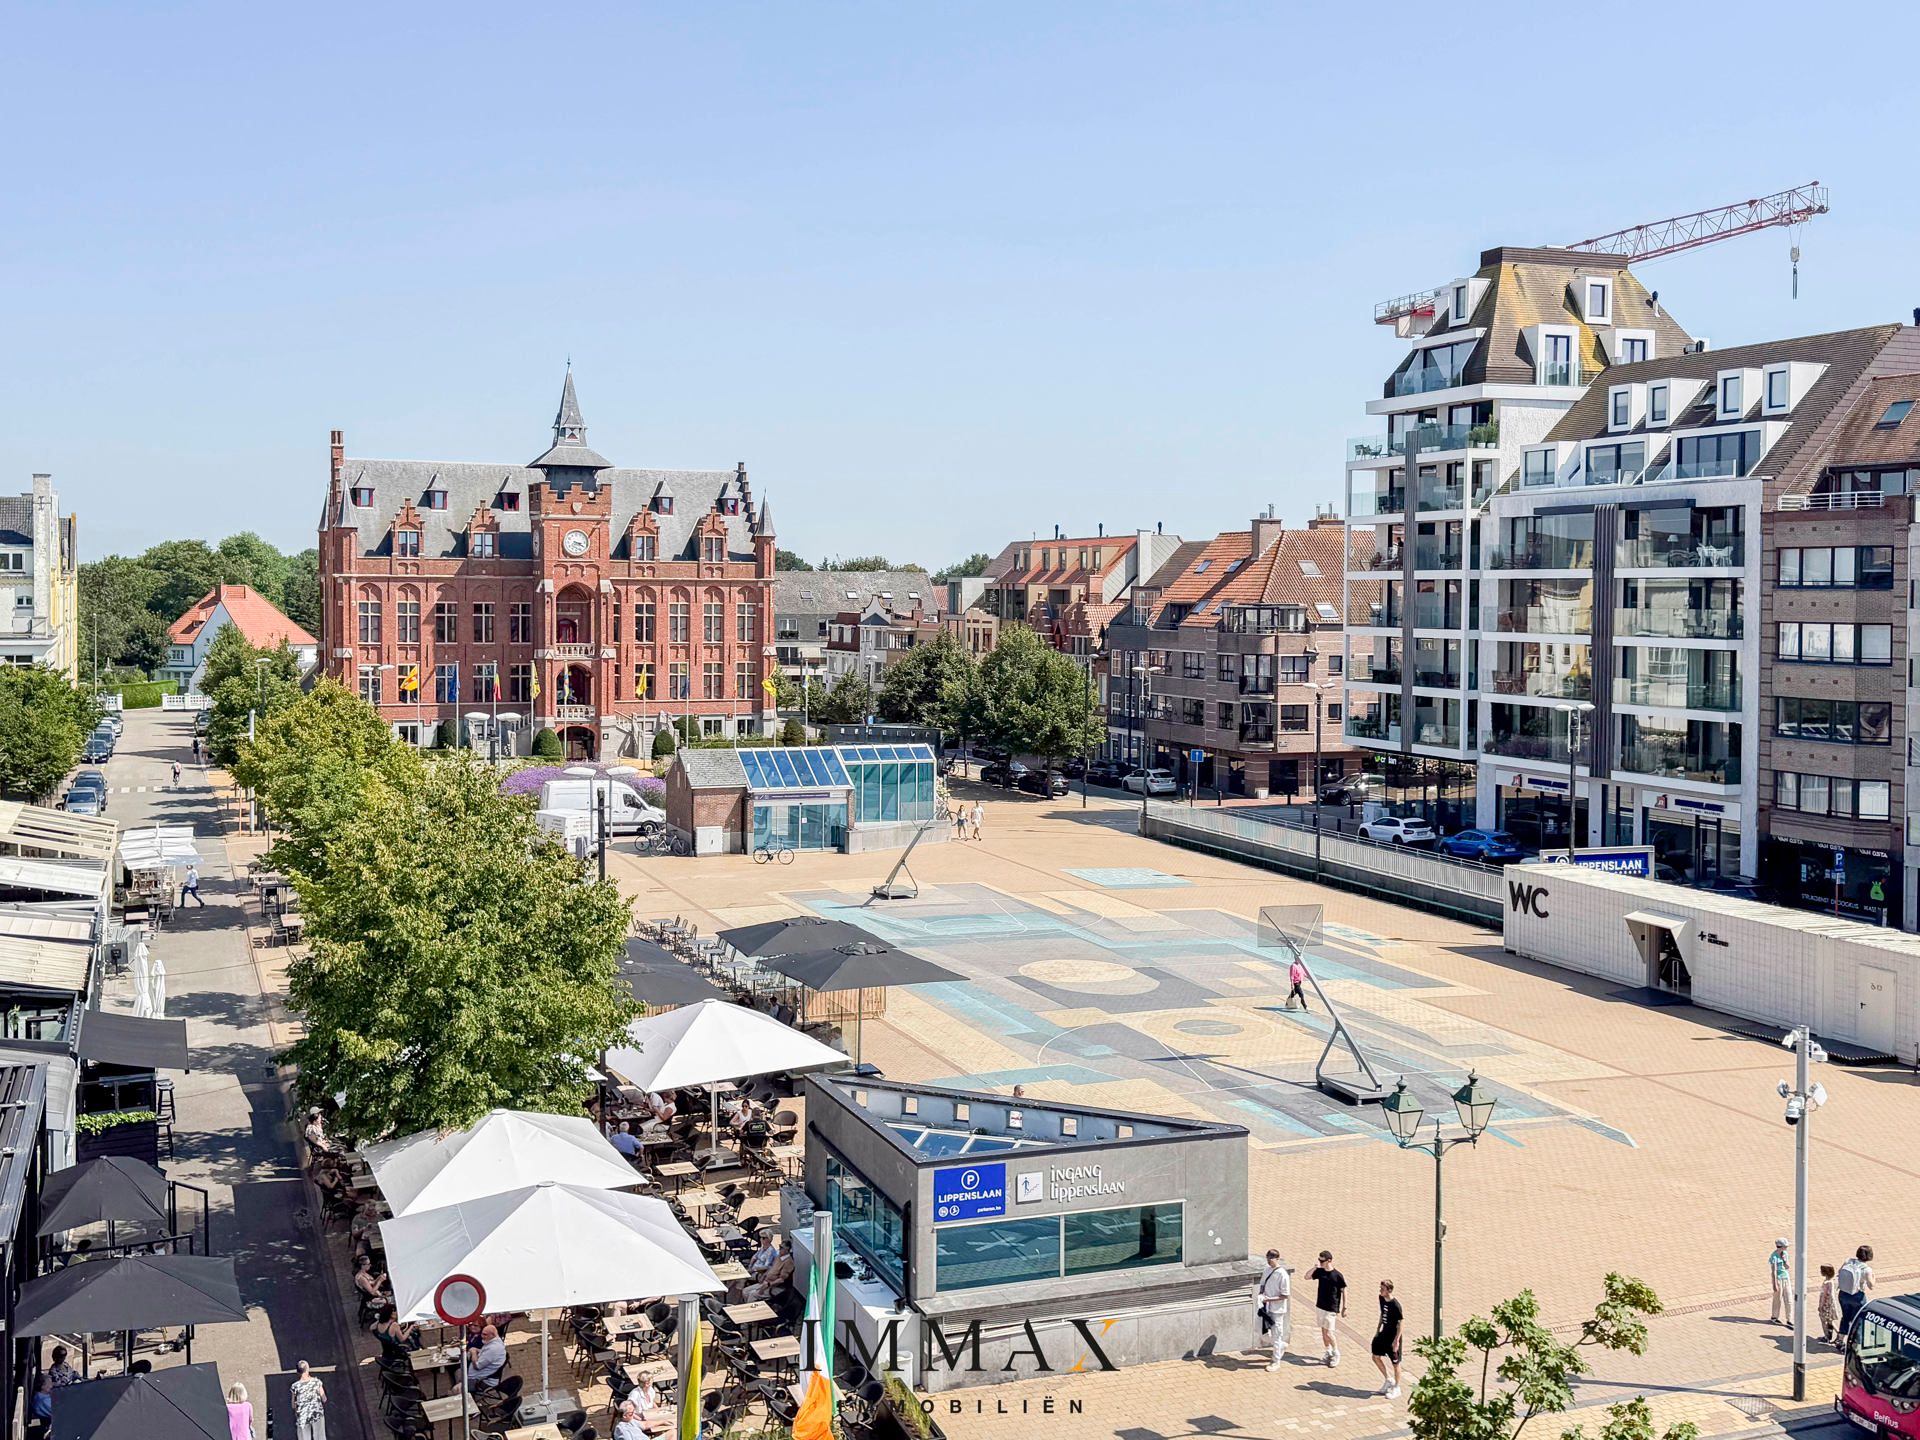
[538,778,666,837]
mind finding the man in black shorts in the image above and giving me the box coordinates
[1308,1250,1348,1366]
[1371,1279,1404,1398]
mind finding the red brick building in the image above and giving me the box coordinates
[318,373,777,759]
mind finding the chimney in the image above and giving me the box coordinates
[1251,506,1284,554]
[1650,290,1661,317]
[1912,307,1919,328]
[1156,521,1163,535]
[1097,522,1104,537]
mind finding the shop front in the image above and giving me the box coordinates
[791,1076,1249,1390]
[1759,837,1897,926]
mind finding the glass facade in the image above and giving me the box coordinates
[842,745,938,825]
[935,1203,1185,1292]
[826,1152,907,1293]
[752,800,848,852]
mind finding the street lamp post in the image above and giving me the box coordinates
[1779,1026,1829,1401]
[1379,1072,1498,1339]
[1555,699,1593,851]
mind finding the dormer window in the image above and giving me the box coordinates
[1649,383,1671,427]
[425,488,448,510]
[1582,278,1612,322]
[496,491,520,511]
[470,532,496,559]
[702,536,724,563]
[1609,388,1632,431]
[1765,365,1790,413]
[655,495,674,514]
[1620,336,1648,363]
[720,497,740,515]
[350,486,374,507]
[635,534,657,561]
[1718,373,1744,419]
[395,529,421,557]
[1452,282,1470,322]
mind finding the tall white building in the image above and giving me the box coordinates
[0,474,79,680]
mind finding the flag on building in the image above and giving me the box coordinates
[677,1317,704,1440]
[401,664,419,695]
[530,670,541,701]
[793,1224,836,1440]
[761,674,778,697]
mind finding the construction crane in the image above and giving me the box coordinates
[1374,181,1830,326]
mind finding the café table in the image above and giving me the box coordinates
[724,1300,776,1334]
[769,1144,804,1179]
[410,1344,463,1396]
[605,1313,654,1337]
[655,1161,698,1192]
[751,1335,801,1378]
[420,1393,472,1435]
[710,1261,748,1286]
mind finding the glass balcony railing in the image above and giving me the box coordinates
[1490,670,1594,700]
[1409,602,1465,629]
[1412,544,1464,570]
[1616,537,1746,568]
[1349,489,1408,518]
[1616,745,1740,785]
[1390,366,1470,397]
[1416,487,1466,513]
[1352,664,1400,685]
[1408,720,1462,748]
[1540,361,1585,387]
[1615,607,1743,640]
[1348,421,1500,461]
[1412,667,1464,688]
[1483,732,1570,761]
[1496,605,1592,634]
[1352,546,1402,573]
[1619,677,1742,711]
[1486,539,1596,570]
[1344,715,1395,741]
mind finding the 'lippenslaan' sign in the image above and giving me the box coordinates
[933,1163,1006,1222]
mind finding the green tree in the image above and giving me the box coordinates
[78,556,170,674]
[812,670,873,726]
[651,728,677,759]
[824,555,922,573]
[1407,1276,1695,1440]
[203,627,302,767]
[216,532,293,608]
[279,549,321,634]
[778,719,806,745]
[936,552,993,580]
[774,550,814,572]
[974,624,1100,765]
[0,667,99,799]
[136,539,224,623]
[877,631,977,733]
[282,757,635,1141]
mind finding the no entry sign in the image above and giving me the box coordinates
[434,1273,487,1327]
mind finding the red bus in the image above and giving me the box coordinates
[1841,1295,1920,1439]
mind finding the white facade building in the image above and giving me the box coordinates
[0,474,79,679]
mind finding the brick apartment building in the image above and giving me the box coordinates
[317,372,776,759]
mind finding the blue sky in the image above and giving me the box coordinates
[3,1,1916,565]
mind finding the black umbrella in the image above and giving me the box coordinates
[16,1255,245,1365]
[761,943,962,993]
[618,939,728,1009]
[717,917,875,959]
[53,1363,227,1440]
[38,1157,170,1238]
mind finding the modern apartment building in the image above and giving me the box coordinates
[1759,345,1920,927]
[318,372,776,760]
[0,475,79,679]
[1106,509,1364,797]
[1343,245,1693,830]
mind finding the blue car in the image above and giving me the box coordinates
[1440,829,1525,863]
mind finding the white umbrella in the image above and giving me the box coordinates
[362,1109,643,1218]
[149,949,167,1018]
[601,999,847,1158]
[131,942,154,1019]
[379,1182,723,1416]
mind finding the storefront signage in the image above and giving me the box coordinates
[1048,1163,1125,1204]
[1650,793,1725,816]
[1521,776,1568,795]
[1543,846,1654,878]
[933,1163,1006,1222]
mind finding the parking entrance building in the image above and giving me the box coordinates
[786,1075,1249,1390]
[665,743,942,856]
[1502,862,1918,1061]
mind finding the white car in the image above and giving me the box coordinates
[1358,816,1437,846]
[1122,767,1178,795]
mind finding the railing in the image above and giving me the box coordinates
[1619,677,1742,711]
[1615,607,1743,639]
[1348,420,1499,461]
[1407,721,1462,748]
[1777,491,1887,512]
[1412,545,1463,569]
[549,642,597,660]
[1616,537,1746,568]
[1485,540,1595,570]
[1355,548,1403,572]
[1238,676,1275,695]
[553,704,593,722]
[1349,489,1408,518]
[1413,668,1464,689]
[1490,670,1593,700]
[1615,746,1740,785]
[1353,665,1401,686]
[1496,606,1593,634]
[1344,716,1395,741]
[1540,362,1585,387]
[1390,366,1470,397]
[1239,725,1275,744]
[1416,487,1465,513]
[1482,732,1569,761]
[1408,603,1465,630]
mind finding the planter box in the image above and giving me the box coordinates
[77,1119,160,1167]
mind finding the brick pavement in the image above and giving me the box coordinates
[609,785,1920,1440]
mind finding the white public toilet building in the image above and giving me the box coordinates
[1502,863,1916,1062]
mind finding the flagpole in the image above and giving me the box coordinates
[795,1213,836,1440]
[675,1294,701,1439]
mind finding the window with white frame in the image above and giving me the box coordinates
[1764,366,1790,413]
[1718,373,1744,418]
[1452,283,1469,322]
[1648,383,1670,426]
[1620,336,1649,363]
[1609,388,1632,430]
[1584,279,1610,321]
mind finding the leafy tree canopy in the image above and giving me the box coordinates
[811,670,874,727]
[203,627,302,767]
[0,667,98,799]
[818,555,924,573]
[973,624,1100,762]
[935,552,994,580]
[774,550,814,572]
[877,631,978,734]
[80,532,319,674]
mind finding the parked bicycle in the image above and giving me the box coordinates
[753,841,796,865]
[637,831,691,857]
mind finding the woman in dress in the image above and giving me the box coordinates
[291,1361,327,1440]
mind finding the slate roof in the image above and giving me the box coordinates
[167,584,317,648]
[773,570,936,621]
[0,495,32,548]
[1809,372,1920,471]
[1542,324,1907,495]
[674,748,749,790]
[1142,523,1360,629]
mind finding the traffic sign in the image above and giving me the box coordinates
[1188,748,1206,765]
[932,1162,1006,1223]
[434,1273,487,1327]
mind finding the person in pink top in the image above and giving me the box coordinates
[1287,958,1310,1012]
[226,1383,254,1440]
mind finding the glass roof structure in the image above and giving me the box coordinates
[739,747,852,792]
[840,744,936,764]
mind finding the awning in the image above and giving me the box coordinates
[78,1009,189,1071]
[0,935,92,993]
[1623,910,1691,931]
[0,854,109,901]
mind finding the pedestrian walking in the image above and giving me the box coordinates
[226,1382,254,1440]
[1309,1250,1348,1366]
[1838,1245,1875,1340]
[1255,1249,1291,1370]
[1370,1279,1404,1398]
[183,864,206,907]
[954,806,968,842]
[290,1361,326,1440]
[1769,1238,1791,1325]
[969,801,983,843]
[1817,1263,1840,1345]
[170,761,182,789]
[192,736,202,764]
[1287,957,1310,1011]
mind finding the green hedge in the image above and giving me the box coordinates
[112,682,173,709]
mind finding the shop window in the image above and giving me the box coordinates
[1063,1203,1184,1278]
[935,1214,1061,1292]
[825,1152,905,1293]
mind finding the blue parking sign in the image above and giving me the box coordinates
[932,1162,1006,1223]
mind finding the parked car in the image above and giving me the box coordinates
[1085,760,1132,787]
[81,736,114,764]
[1122,767,1178,795]
[1358,815,1436,846]
[979,760,1029,788]
[1017,768,1070,797]
[1439,829,1526,863]
[1058,757,1087,779]
[194,710,212,734]
[61,789,103,817]
[1317,776,1382,806]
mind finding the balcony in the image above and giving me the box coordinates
[1416,486,1466,514]
[1344,714,1394,741]
[1540,361,1585,387]
[1491,670,1592,700]
[1619,677,1742,712]
[1348,420,1499,461]
[549,641,597,660]
[553,703,594,722]
[1353,546,1402,572]
[1412,667,1464,689]
[1616,745,1740,786]
[1482,732,1568,761]
[1407,601,1465,630]
[1239,724,1276,744]
[1615,607,1743,640]
[1350,488,1408,518]
[1408,721,1462,748]
[1616,537,1746,569]
[1485,539,1595,571]
[1238,675,1275,696]
[1412,543,1463,569]
[1353,663,1401,685]
[1496,606,1592,634]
